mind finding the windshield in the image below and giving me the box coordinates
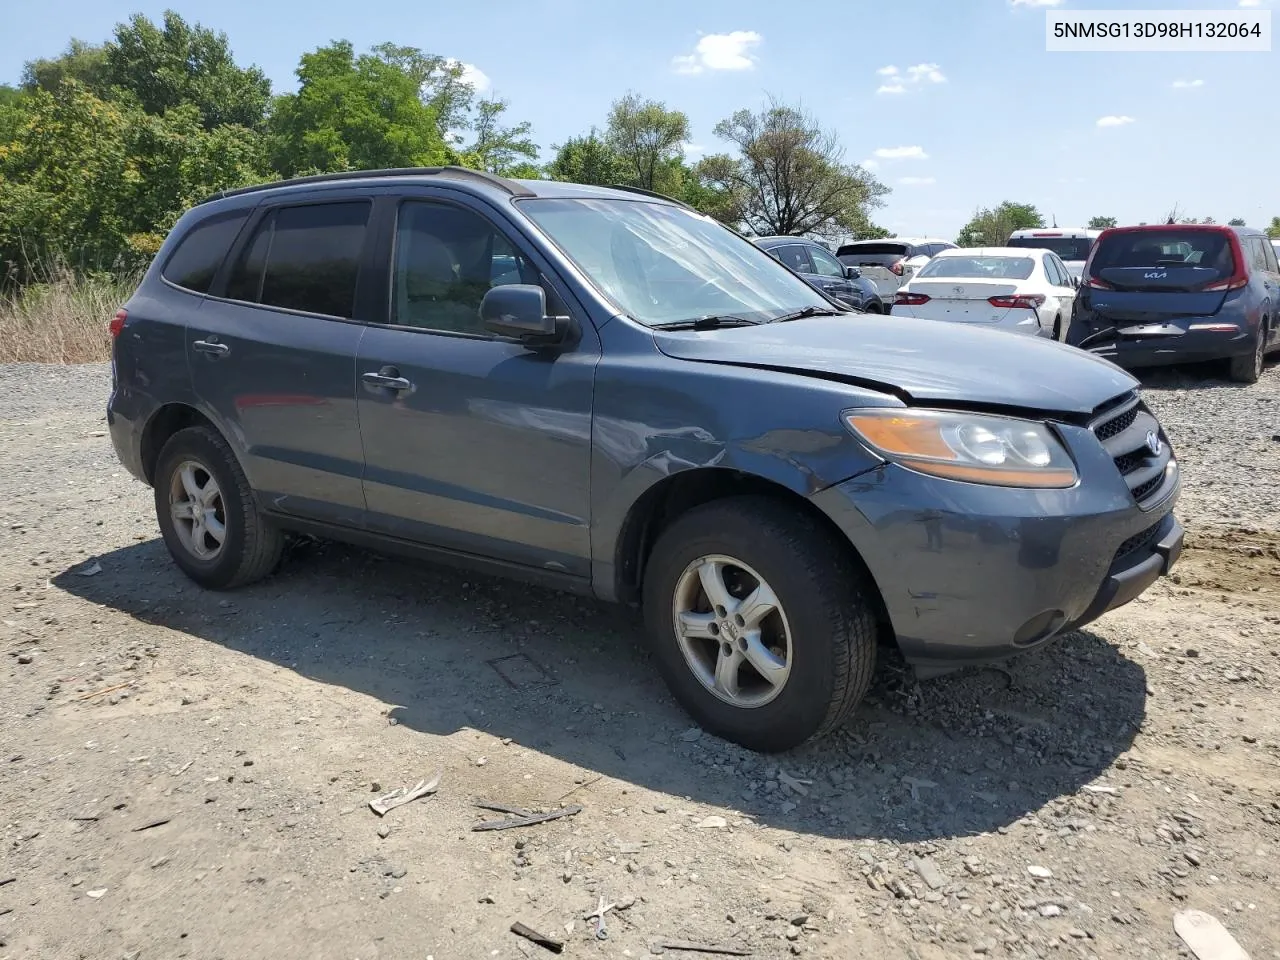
[1089,229,1234,279]
[1006,236,1095,261]
[917,255,1035,280]
[517,198,830,326]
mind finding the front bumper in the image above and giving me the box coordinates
[812,456,1181,673]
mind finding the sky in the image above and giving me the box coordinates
[3,0,1276,240]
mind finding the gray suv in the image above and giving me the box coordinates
[107,167,1184,753]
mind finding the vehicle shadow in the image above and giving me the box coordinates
[1134,355,1279,390]
[53,536,1147,843]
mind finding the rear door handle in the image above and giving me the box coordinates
[192,339,230,357]
[362,371,413,391]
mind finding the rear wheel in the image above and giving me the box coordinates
[641,496,878,753]
[1228,325,1265,384]
[154,426,284,589]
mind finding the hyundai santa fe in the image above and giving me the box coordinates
[107,166,1184,752]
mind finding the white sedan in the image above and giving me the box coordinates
[889,246,1078,340]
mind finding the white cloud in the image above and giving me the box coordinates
[1172,79,1204,89]
[899,176,936,186]
[1011,0,1064,6]
[875,62,945,94]
[861,159,880,170]
[672,31,762,74]
[906,62,947,84]
[444,60,490,94]
[874,145,929,160]
[1096,115,1135,127]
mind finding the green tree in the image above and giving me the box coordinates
[605,93,690,192]
[21,39,110,95]
[268,41,451,177]
[1267,216,1280,239]
[0,81,267,281]
[104,11,271,130]
[1227,217,1246,226]
[546,129,624,185]
[368,45,476,144]
[956,202,1045,246]
[0,85,28,144]
[696,98,889,239]
[1087,215,1117,230]
[466,97,538,175]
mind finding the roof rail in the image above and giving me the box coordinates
[604,184,696,211]
[201,166,536,204]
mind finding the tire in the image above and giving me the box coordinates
[1052,315,1063,341]
[641,495,878,753]
[863,300,883,315]
[154,426,284,589]
[1228,325,1265,384]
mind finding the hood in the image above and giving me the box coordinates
[653,314,1137,416]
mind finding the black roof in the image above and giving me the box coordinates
[200,166,694,209]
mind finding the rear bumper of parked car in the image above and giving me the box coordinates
[107,383,151,484]
[811,460,1181,675]
[1080,326,1253,368]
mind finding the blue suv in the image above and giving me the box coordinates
[108,167,1183,752]
[752,236,885,313]
[1068,224,1280,382]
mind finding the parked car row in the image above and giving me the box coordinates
[109,167,1185,752]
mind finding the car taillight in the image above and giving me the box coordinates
[988,294,1046,309]
[1084,277,1113,290]
[109,309,127,337]
[894,292,931,305]
[889,258,906,277]
[1203,276,1248,292]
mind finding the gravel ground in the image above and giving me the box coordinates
[1,361,1278,960]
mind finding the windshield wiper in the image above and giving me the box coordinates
[767,306,847,324]
[651,315,760,331]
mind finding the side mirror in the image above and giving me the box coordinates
[480,284,567,344]
[1071,275,1081,288]
[844,265,862,279]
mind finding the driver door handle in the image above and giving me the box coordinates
[362,371,413,391]
[192,339,230,357]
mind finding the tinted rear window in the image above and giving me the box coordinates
[225,202,371,317]
[1089,229,1234,279]
[161,211,249,294]
[917,256,1035,280]
[1007,236,1094,261]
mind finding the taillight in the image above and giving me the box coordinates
[889,258,906,277]
[1085,277,1113,291]
[109,309,127,338]
[988,294,1046,309]
[894,292,931,306]
[1203,276,1248,292]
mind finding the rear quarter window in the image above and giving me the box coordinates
[161,210,250,294]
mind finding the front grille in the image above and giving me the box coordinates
[1114,518,1164,563]
[1088,391,1175,507]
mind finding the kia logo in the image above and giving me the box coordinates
[1143,271,1168,279]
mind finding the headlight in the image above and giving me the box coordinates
[843,409,1077,488]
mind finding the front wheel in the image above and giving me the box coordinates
[641,496,878,753]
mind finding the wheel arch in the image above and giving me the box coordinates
[610,467,892,632]
[139,403,220,485]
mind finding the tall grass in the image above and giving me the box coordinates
[0,264,141,363]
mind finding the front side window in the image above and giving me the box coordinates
[224,202,370,317]
[393,201,541,334]
[916,255,1036,281]
[519,198,829,326]
[808,245,847,279]
[162,210,249,294]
